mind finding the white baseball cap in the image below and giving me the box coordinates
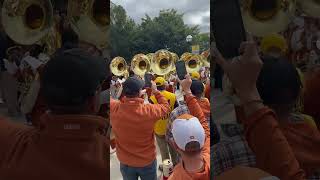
[171,114,205,151]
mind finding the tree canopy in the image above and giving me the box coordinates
[110,4,209,62]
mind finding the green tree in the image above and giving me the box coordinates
[133,9,200,57]
[193,33,210,52]
[110,5,208,62]
[110,4,137,61]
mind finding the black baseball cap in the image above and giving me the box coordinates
[42,48,107,107]
[123,77,145,96]
[190,80,204,95]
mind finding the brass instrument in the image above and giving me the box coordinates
[1,0,54,45]
[151,49,174,75]
[241,0,296,37]
[181,53,203,73]
[180,52,192,61]
[146,53,154,61]
[201,50,210,67]
[170,52,178,71]
[68,0,109,49]
[297,0,320,18]
[131,54,151,77]
[146,53,154,73]
[110,57,128,76]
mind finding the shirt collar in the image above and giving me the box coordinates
[39,113,108,139]
[122,97,145,104]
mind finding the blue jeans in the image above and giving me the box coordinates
[120,160,157,180]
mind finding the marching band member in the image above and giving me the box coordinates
[2,46,23,117]
[149,77,179,168]
[19,44,46,125]
[110,75,118,99]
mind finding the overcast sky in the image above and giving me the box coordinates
[112,0,210,33]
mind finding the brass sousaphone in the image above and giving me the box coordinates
[68,0,109,49]
[201,50,210,67]
[297,0,320,18]
[131,54,151,77]
[170,52,179,71]
[241,0,296,37]
[181,53,203,73]
[110,57,128,76]
[1,0,54,45]
[151,49,174,75]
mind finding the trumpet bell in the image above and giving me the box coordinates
[1,0,53,45]
[241,0,296,37]
[68,0,109,49]
[110,57,128,76]
[131,54,151,76]
[151,50,173,75]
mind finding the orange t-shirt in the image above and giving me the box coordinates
[110,91,170,167]
[197,98,210,119]
[244,108,306,180]
[169,95,210,180]
[0,114,109,180]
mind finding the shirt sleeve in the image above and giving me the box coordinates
[243,107,306,180]
[145,91,171,121]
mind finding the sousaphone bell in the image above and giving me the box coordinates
[68,0,109,49]
[151,49,173,75]
[181,53,203,73]
[241,0,296,37]
[110,57,128,76]
[131,54,151,77]
[1,0,54,45]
